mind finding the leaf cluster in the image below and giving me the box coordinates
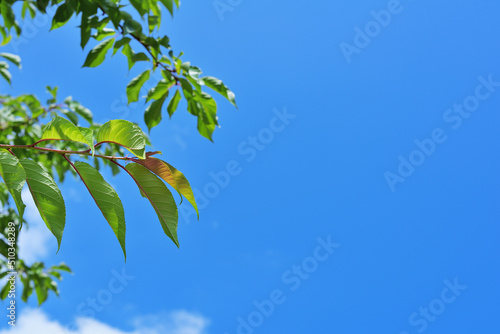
[1,0,238,140]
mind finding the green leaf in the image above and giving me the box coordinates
[167,89,181,117]
[101,1,121,28]
[126,69,150,104]
[122,17,142,35]
[113,37,131,55]
[73,162,126,259]
[202,76,237,108]
[78,127,93,148]
[46,86,58,99]
[0,62,11,84]
[197,92,218,141]
[0,150,26,220]
[121,44,150,70]
[20,276,32,302]
[73,104,93,124]
[50,263,72,273]
[159,0,174,16]
[129,0,149,16]
[82,37,115,68]
[36,0,50,13]
[34,277,48,306]
[144,94,167,131]
[96,120,146,159]
[20,159,66,251]
[94,28,115,41]
[0,281,11,300]
[0,53,21,68]
[41,116,93,148]
[80,7,92,49]
[146,79,173,102]
[51,2,75,30]
[126,163,178,247]
[0,2,15,30]
[136,157,198,218]
[61,109,79,125]
[148,15,159,33]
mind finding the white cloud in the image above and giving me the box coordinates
[0,308,210,334]
[132,310,210,334]
[17,189,54,264]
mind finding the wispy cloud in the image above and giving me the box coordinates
[0,308,210,334]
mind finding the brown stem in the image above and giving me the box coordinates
[0,144,133,161]
[96,5,180,85]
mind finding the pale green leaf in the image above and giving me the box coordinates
[41,116,93,148]
[96,120,146,159]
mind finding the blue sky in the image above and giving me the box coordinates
[1,0,500,333]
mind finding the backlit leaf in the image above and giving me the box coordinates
[96,120,146,159]
[73,162,126,259]
[20,159,66,250]
[41,116,93,148]
[126,163,178,247]
[136,157,198,218]
[0,150,26,220]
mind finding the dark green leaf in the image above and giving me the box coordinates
[0,62,11,84]
[144,94,167,131]
[126,69,150,104]
[160,0,174,16]
[146,79,173,102]
[20,159,66,251]
[113,37,131,55]
[136,157,198,218]
[51,2,76,30]
[73,162,126,259]
[0,53,21,68]
[167,89,181,117]
[0,150,26,220]
[126,163,178,247]
[202,76,237,108]
[82,37,115,68]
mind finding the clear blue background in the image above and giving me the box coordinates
[1,0,500,333]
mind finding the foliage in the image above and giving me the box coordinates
[0,0,238,140]
[0,0,236,305]
[0,88,197,304]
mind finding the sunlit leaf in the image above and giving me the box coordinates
[202,76,237,108]
[41,116,93,148]
[95,120,146,159]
